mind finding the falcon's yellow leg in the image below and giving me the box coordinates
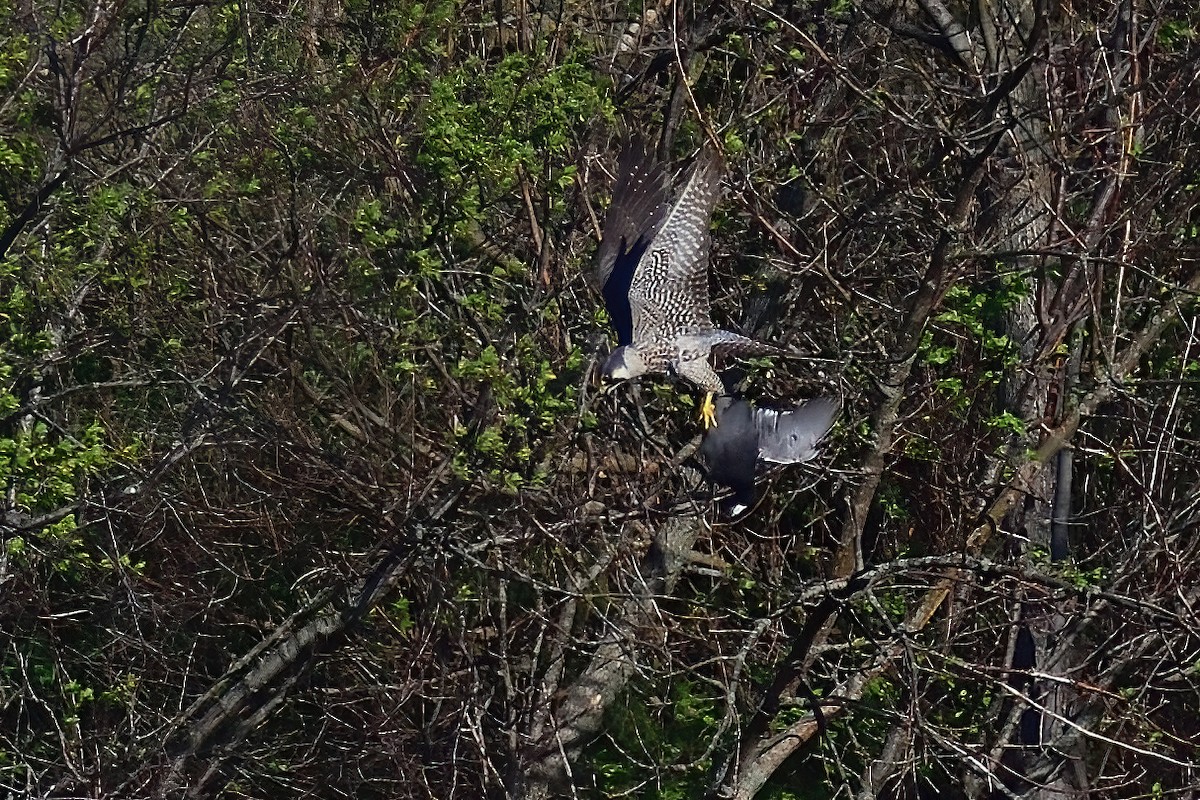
[700,391,718,429]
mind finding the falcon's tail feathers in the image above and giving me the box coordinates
[708,331,798,365]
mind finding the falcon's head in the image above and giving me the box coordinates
[601,345,648,382]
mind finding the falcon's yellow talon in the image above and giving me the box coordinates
[700,392,718,429]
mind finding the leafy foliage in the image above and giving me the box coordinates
[1,0,1199,798]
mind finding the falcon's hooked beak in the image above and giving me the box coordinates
[605,362,636,381]
[599,346,645,390]
[594,352,624,395]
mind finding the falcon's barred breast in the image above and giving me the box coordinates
[592,140,784,395]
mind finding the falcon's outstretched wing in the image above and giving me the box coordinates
[593,140,670,346]
[627,149,725,344]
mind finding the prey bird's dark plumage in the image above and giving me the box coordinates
[593,140,785,407]
[699,396,839,515]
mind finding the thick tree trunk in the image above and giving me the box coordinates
[520,516,702,798]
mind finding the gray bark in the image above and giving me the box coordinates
[521,516,702,798]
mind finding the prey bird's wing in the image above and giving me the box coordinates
[594,140,670,346]
[628,149,725,344]
[700,395,838,516]
[754,396,840,464]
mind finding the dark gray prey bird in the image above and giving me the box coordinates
[593,140,785,427]
[699,395,839,515]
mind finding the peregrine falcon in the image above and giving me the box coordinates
[593,140,785,427]
[699,396,839,515]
